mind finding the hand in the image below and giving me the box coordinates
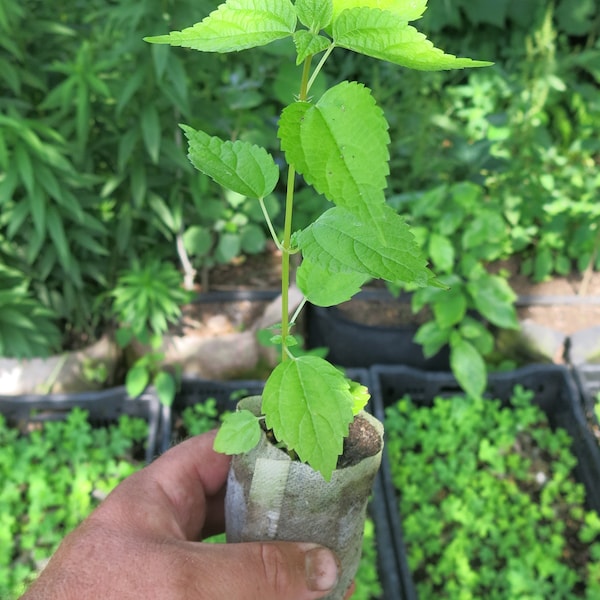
[21,430,353,600]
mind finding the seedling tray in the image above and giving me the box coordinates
[370,363,600,600]
[0,386,161,464]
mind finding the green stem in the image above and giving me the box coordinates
[307,43,335,94]
[280,56,313,363]
[259,196,283,251]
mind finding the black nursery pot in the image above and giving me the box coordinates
[0,386,161,464]
[160,371,400,600]
[306,292,450,370]
[370,363,600,600]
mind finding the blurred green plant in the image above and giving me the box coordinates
[0,265,61,358]
[0,409,148,599]
[390,181,519,397]
[110,259,192,406]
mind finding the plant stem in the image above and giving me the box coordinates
[280,56,313,363]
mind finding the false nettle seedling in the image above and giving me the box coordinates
[146,0,490,480]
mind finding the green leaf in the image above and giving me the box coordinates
[15,143,34,195]
[293,30,332,64]
[348,379,370,415]
[46,206,72,274]
[467,274,518,330]
[279,81,390,221]
[262,356,355,480]
[331,0,427,23]
[181,125,279,199]
[429,232,455,272]
[216,232,242,263]
[214,410,262,454]
[450,333,486,398]
[296,258,369,306]
[154,371,176,407]
[332,8,493,70]
[432,287,467,329]
[141,105,162,164]
[296,0,334,30]
[183,225,213,257]
[414,320,451,358]
[144,0,297,52]
[126,363,150,398]
[296,205,433,287]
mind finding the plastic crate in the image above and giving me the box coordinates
[371,363,600,600]
[0,386,161,464]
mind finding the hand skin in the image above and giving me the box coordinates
[20,430,354,600]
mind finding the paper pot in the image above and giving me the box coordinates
[225,396,384,600]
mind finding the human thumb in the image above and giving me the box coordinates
[198,540,343,599]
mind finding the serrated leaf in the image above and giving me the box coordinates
[348,379,370,415]
[333,8,493,71]
[293,30,332,64]
[214,410,262,454]
[331,0,427,22]
[296,205,433,287]
[467,274,518,330]
[296,257,369,306]
[262,355,355,480]
[182,125,279,199]
[450,333,486,399]
[278,81,390,220]
[296,0,334,30]
[144,0,296,53]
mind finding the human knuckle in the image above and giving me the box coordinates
[259,544,294,594]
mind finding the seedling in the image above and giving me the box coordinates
[146,0,490,479]
[385,386,600,597]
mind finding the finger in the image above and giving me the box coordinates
[177,540,343,600]
[94,430,230,541]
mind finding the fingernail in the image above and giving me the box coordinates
[305,546,340,592]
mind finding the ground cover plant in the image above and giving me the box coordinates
[0,409,148,599]
[178,395,382,599]
[385,386,600,599]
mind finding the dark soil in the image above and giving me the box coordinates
[337,415,383,469]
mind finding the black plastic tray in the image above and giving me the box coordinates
[573,363,600,441]
[370,363,600,600]
[0,386,161,464]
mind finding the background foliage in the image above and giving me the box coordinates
[1,0,598,362]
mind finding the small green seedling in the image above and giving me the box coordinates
[146,0,490,479]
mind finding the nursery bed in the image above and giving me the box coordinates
[371,364,600,599]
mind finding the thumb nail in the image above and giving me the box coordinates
[305,546,340,592]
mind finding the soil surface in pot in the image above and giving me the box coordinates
[332,267,600,336]
[263,414,382,470]
[338,415,383,468]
